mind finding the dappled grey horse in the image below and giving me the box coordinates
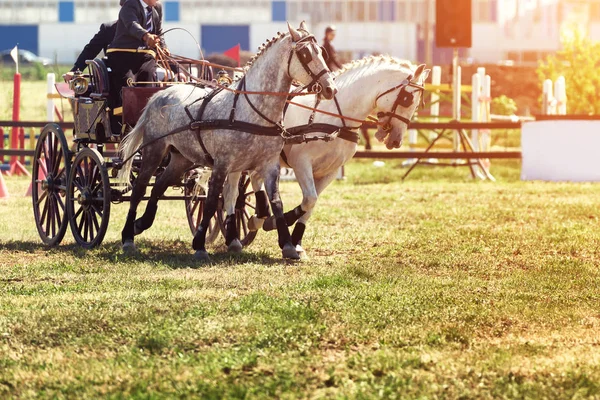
[118,22,337,260]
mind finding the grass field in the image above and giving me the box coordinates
[1,159,600,398]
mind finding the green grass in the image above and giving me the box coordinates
[2,160,600,398]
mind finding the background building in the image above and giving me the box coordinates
[0,0,595,65]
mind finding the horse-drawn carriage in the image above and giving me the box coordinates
[31,57,257,249]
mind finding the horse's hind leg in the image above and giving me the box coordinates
[134,153,193,236]
[121,145,168,251]
[222,171,242,253]
[193,165,227,261]
[247,173,269,232]
[262,164,299,260]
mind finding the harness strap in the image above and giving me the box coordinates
[241,78,281,127]
[184,87,224,165]
[229,78,243,123]
[333,96,346,128]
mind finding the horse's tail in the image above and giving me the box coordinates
[117,110,147,186]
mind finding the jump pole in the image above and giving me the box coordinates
[9,71,29,176]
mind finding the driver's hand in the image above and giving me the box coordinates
[143,33,160,49]
[64,71,75,82]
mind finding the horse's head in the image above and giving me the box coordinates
[286,21,337,100]
[374,64,430,149]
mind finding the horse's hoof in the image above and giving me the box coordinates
[282,243,300,260]
[228,239,243,253]
[133,222,143,236]
[296,245,308,260]
[122,240,137,253]
[248,216,265,232]
[263,217,277,232]
[194,250,210,261]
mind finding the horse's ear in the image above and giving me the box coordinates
[299,20,308,31]
[421,68,431,82]
[287,22,302,42]
[414,64,426,79]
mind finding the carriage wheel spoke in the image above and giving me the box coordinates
[53,144,63,176]
[91,204,104,219]
[40,196,49,229]
[245,202,256,211]
[77,208,86,233]
[91,209,101,232]
[49,197,56,237]
[37,158,48,177]
[83,157,91,186]
[87,211,95,240]
[240,211,248,236]
[36,190,48,205]
[44,136,52,174]
[53,191,65,212]
[190,198,200,216]
[74,204,84,220]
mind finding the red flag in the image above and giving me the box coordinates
[223,44,241,67]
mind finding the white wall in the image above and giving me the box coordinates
[39,23,101,65]
[313,22,418,61]
[250,23,289,53]
[522,120,600,182]
[162,22,202,59]
[471,23,505,63]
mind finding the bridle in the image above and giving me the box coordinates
[375,75,425,133]
[286,33,330,95]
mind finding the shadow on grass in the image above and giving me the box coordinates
[0,239,288,269]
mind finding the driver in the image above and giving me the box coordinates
[106,0,168,116]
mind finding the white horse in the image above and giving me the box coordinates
[222,56,430,257]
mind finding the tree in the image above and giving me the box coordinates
[537,30,600,115]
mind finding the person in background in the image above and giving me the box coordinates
[64,0,125,82]
[322,25,342,71]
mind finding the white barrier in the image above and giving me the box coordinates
[522,120,600,181]
[47,73,55,122]
[542,76,567,115]
[471,68,492,152]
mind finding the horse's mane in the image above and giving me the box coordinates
[334,55,414,78]
[243,31,287,70]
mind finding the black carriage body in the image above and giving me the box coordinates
[70,97,114,143]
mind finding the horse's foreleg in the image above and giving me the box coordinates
[263,161,315,232]
[121,147,166,251]
[134,153,193,236]
[292,170,338,258]
[193,166,227,260]
[361,126,372,150]
[222,171,242,253]
[263,165,299,260]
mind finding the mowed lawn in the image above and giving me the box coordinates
[0,159,599,399]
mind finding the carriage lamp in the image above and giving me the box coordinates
[217,70,233,86]
[70,76,89,95]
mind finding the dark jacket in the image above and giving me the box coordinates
[323,39,342,71]
[109,0,165,50]
[71,21,117,72]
